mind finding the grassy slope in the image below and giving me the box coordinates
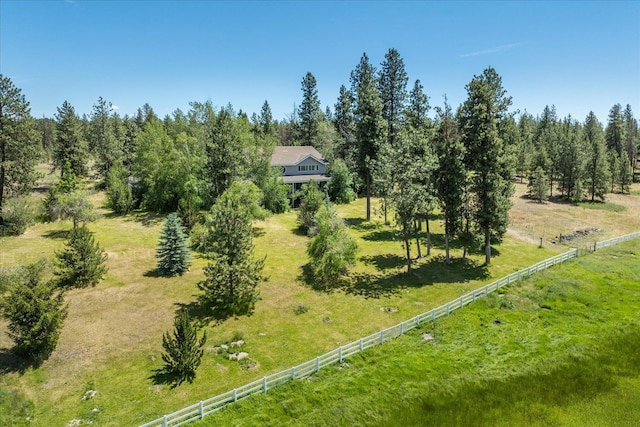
[196,240,640,427]
[0,179,639,426]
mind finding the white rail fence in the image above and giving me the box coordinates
[141,232,640,427]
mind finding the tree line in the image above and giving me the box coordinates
[1,55,639,262]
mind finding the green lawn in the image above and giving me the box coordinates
[0,189,636,426]
[195,239,640,426]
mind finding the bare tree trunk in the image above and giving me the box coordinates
[365,171,371,221]
[445,232,450,264]
[485,229,491,265]
[404,233,412,273]
[426,215,431,256]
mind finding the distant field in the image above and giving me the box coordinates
[0,178,639,426]
[195,239,640,427]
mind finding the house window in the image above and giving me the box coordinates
[298,165,318,172]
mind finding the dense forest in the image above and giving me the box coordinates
[1,49,639,267]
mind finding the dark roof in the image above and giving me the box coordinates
[271,146,327,166]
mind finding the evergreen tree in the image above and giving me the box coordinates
[156,213,191,277]
[161,311,206,385]
[54,101,89,178]
[623,104,638,170]
[307,204,357,286]
[54,226,108,289]
[1,261,68,363]
[528,166,549,202]
[618,150,633,194]
[405,79,431,133]
[605,103,625,155]
[297,180,325,234]
[333,85,357,169]
[459,67,513,265]
[583,111,610,202]
[351,52,387,221]
[205,106,248,200]
[515,113,535,183]
[608,150,620,193]
[0,75,41,218]
[555,117,585,199]
[89,97,122,177]
[434,99,465,264]
[197,187,264,318]
[258,100,275,136]
[298,72,321,146]
[377,48,408,147]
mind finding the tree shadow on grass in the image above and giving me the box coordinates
[143,269,162,278]
[360,254,406,271]
[299,254,489,299]
[361,229,396,242]
[128,210,164,227]
[174,300,229,326]
[0,348,42,375]
[149,368,185,389]
[42,229,70,240]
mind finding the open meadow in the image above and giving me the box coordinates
[1,176,640,426]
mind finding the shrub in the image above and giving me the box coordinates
[0,197,36,236]
[105,164,133,214]
[297,181,325,234]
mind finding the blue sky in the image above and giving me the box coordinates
[1,1,639,124]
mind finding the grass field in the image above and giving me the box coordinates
[0,176,639,426]
[195,239,640,426]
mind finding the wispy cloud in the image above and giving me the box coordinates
[460,43,524,58]
[110,105,119,110]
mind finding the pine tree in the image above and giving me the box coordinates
[156,213,191,277]
[434,99,465,264]
[351,52,387,221]
[258,100,274,136]
[54,101,89,178]
[605,103,625,155]
[55,226,108,289]
[197,187,264,318]
[161,311,207,385]
[89,97,122,177]
[307,204,358,286]
[2,261,68,363]
[618,150,633,194]
[333,85,357,168]
[623,105,638,170]
[528,166,549,202]
[459,67,514,265]
[608,150,620,193]
[0,75,41,218]
[405,79,431,133]
[298,72,321,146]
[378,48,408,147]
[583,111,610,202]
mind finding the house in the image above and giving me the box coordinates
[271,146,330,202]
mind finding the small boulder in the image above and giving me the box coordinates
[220,344,229,350]
[422,333,434,341]
[228,353,238,361]
[237,352,249,361]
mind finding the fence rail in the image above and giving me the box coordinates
[140,233,640,427]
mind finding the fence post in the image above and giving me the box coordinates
[233,388,237,402]
[359,338,363,351]
[446,303,450,315]
[415,316,419,327]
[263,377,267,393]
[162,415,168,427]
[291,366,296,380]
[380,330,384,344]
[431,310,435,322]
[339,347,343,362]
[315,357,320,372]
[199,401,204,419]
[460,295,464,307]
